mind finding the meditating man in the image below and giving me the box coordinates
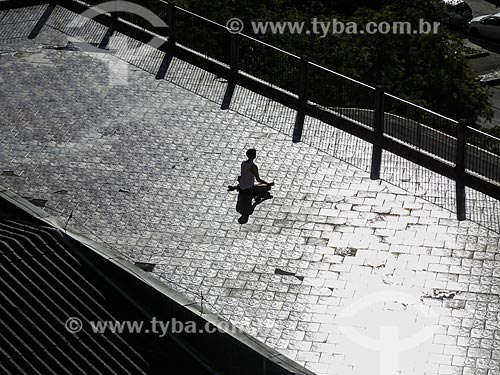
[239,148,273,201]
[230,148,274,224]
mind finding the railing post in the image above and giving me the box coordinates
[456,119,467,221]
[156,3,176,79]
[167,2,176,48]
[111,6,117,30]
[293,56,308,143]
[221,33,239,110]
[370,85,385,180]
[230,33,239,79]
[297,56,308,101]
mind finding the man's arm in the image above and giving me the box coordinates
[251,164,271,185]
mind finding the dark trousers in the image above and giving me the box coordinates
[236,185,271,215]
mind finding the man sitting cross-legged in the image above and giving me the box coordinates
[228,148,274,223]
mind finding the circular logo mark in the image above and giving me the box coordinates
[337,290,439,375]
[69,1,167,50]
[67,1,168,85]
[65,317,83,334]
[226,18,244,34]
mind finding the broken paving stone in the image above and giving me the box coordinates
[275,268,295,276]
[390,251,401,259]
[335,248,357,257]
[274,268,304,281]
[118,189,129,193]
[134,262,156,272]
[21,197,47,207]
[2,170,19,176]
[445,299,466,309]
[69,42,114,53]
[421,289,458,300]
[41,42,79,51]
[432,289,457,299]
[366,260,386,269]
[385,301,408,311]
[53,190,68,194]
[306,237,329,246]
[29,199,47,208]
[382,273,404,286]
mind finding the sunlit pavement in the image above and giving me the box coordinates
[1,5,500,375]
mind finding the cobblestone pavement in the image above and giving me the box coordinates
[1,5,500,375]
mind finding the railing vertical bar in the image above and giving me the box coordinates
[370,85,385,180]
[293,56,308,143]
[167,2,175,47]
[456,120,467,221]
[230,32,239,77]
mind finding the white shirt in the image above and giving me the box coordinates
[240,161,255,190]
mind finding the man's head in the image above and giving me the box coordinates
[246,148,256,160]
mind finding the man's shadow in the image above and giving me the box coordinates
[234,188,272,224]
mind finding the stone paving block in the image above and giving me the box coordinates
[467,348,492,359]
[462,368,484,375]
[434,334,458,345]
[429,353,454,365]
[444,345,468,356]
[437,364,461,374]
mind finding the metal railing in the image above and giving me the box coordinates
[383,94,458,164]
[54,0,500,227]
[239,35,300,95]
[307,63,376,129]
[466,127,500,183]
[175,7,230,65]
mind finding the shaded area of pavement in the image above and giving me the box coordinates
[1,5,500,375]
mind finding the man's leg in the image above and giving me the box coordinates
[251,185,272,201]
